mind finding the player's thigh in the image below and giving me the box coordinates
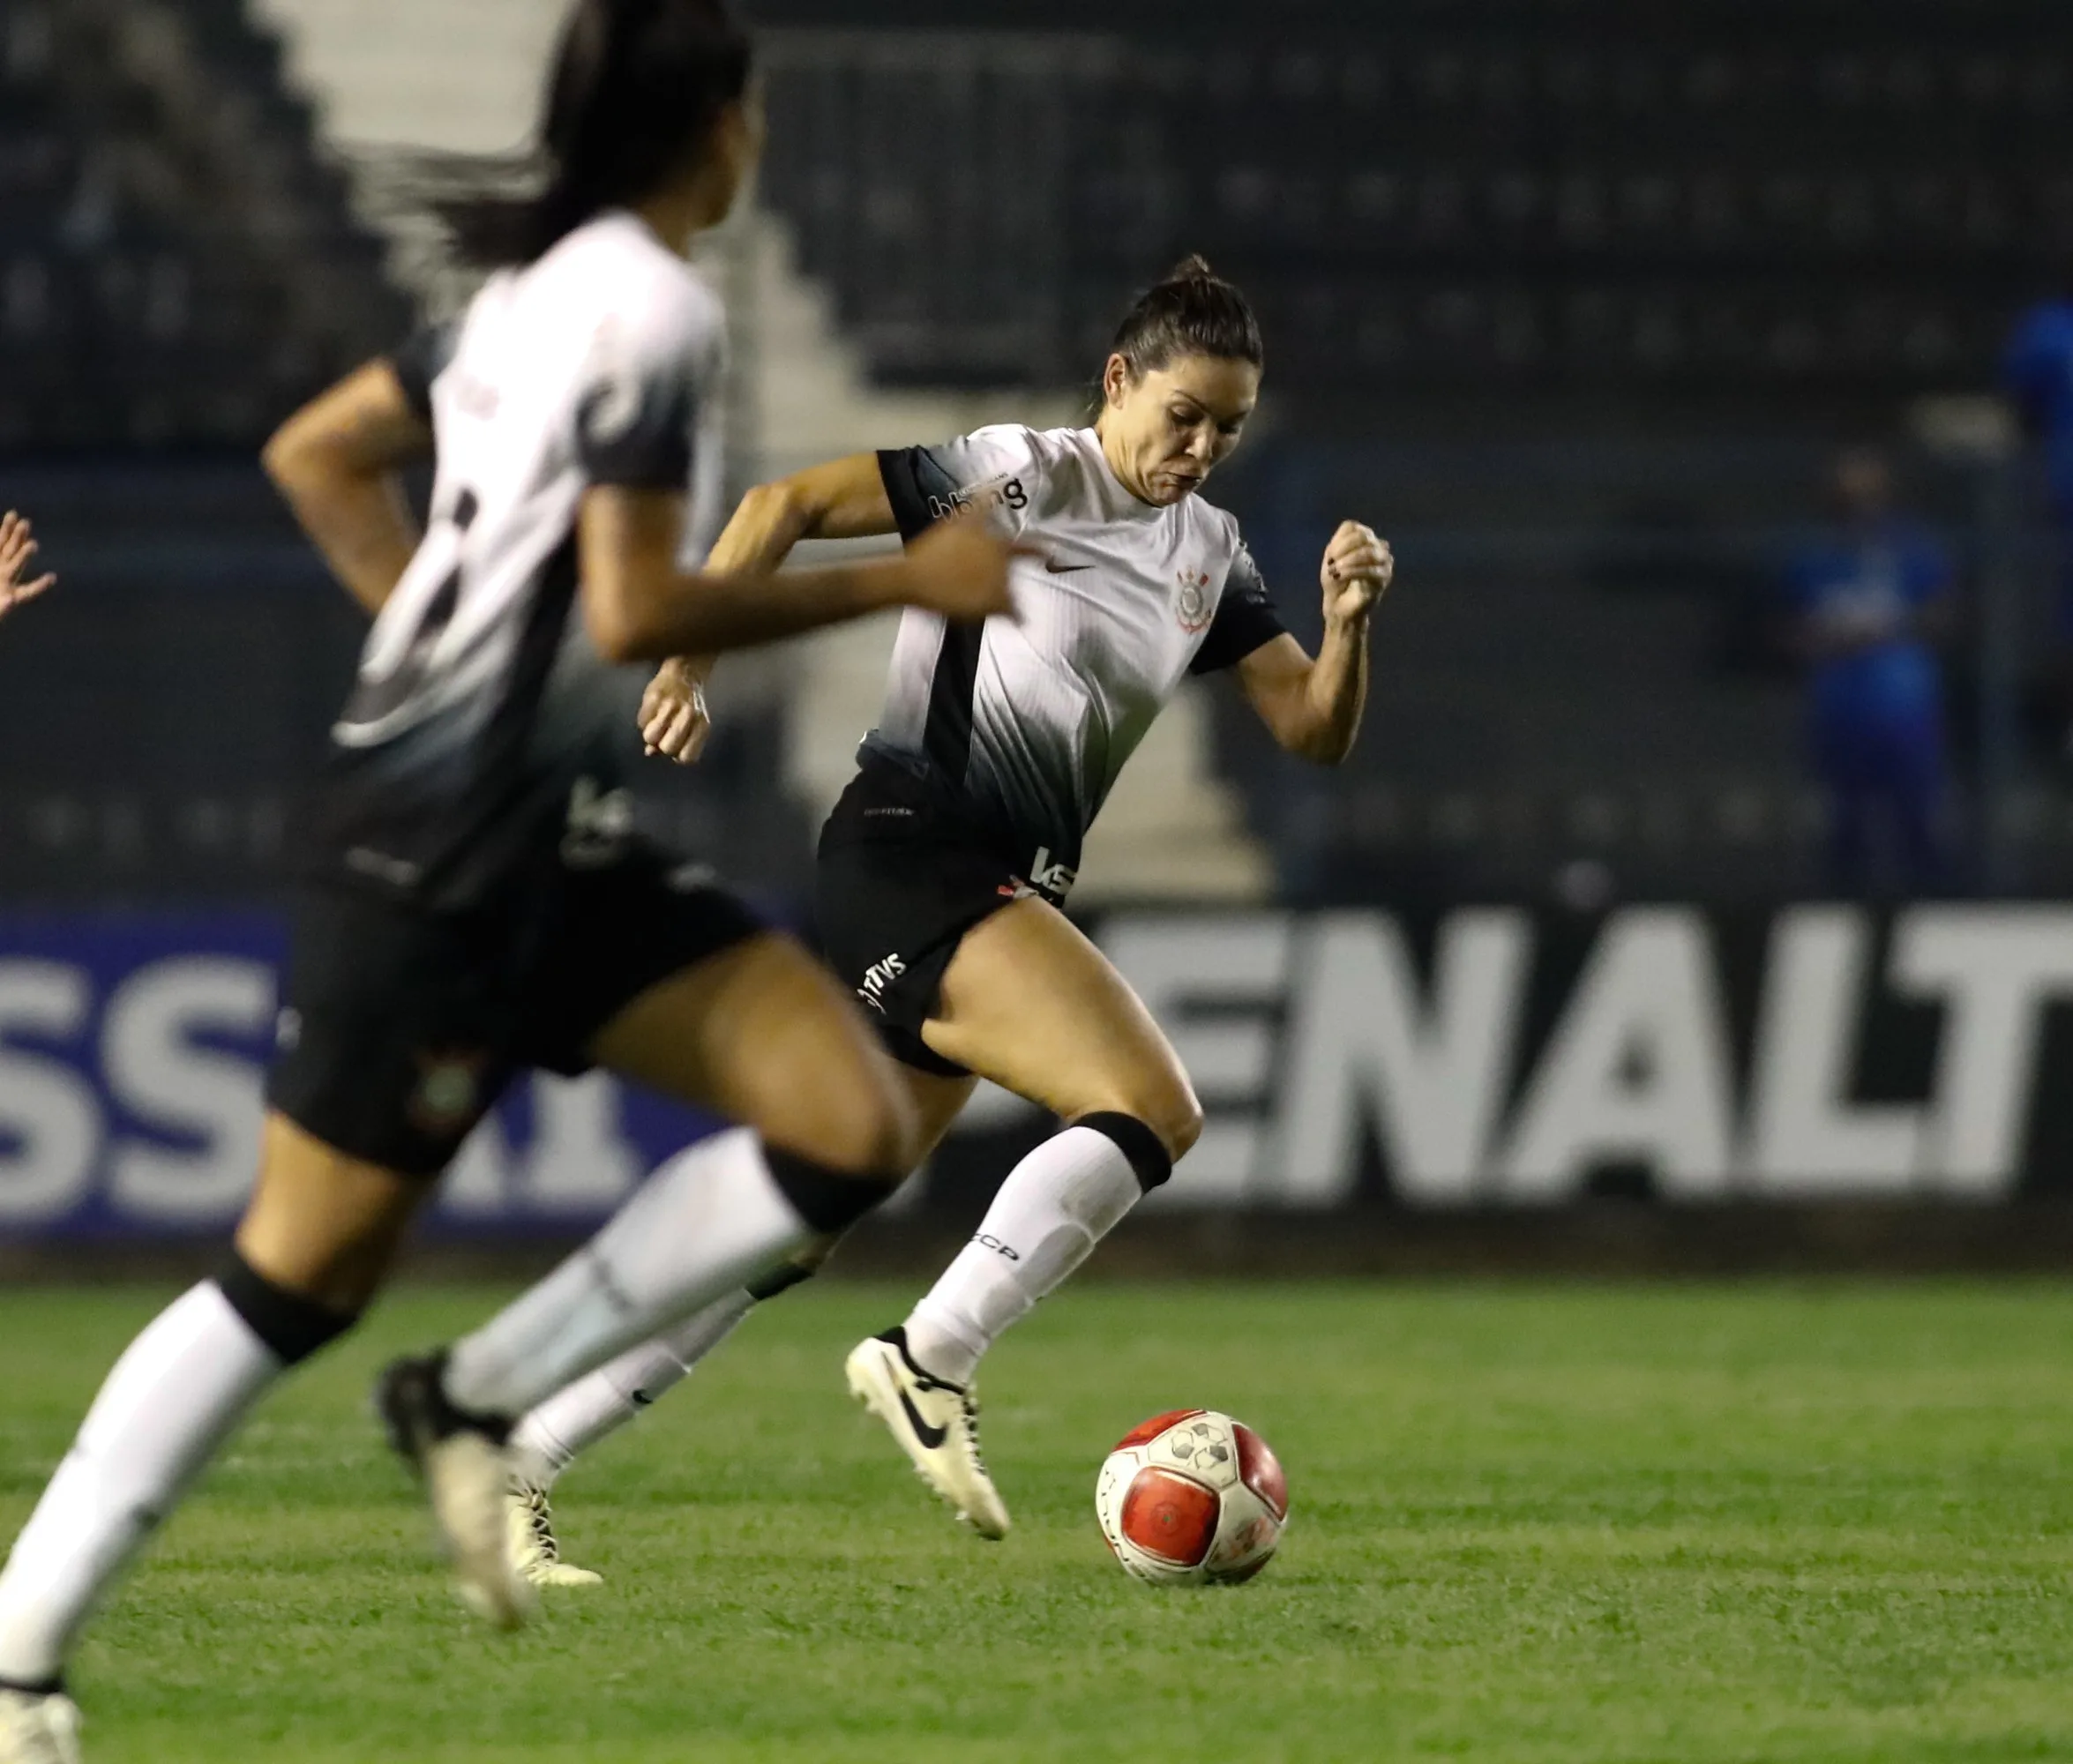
[899,1065,981,1163]
[588,930,916,1177]
[920,898,1201,1158]
[234,1112,430,1312]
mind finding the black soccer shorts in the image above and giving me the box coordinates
[814,755,1059,1080]
[266,847,766,1177]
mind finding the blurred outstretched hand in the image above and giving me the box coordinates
[0,511,55,625]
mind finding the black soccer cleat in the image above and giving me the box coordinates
[374,1352,535,1631]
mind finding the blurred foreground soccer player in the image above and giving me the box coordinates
[504,258,1394,1573]
[0,512,54,627]
[0,2,1016,1753]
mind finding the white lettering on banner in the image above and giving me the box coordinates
[1100,915,1291,1205]
[1270,910,1530,1207]
[439,1110,512,1215]
[0,961,100,1224]
[521,1072,643,1207]
[1894,907,2073,1199]
[441,1076,645,1216]
[1746,908,1921,1195]
[1499,909,1737,1201]
[106,959,273,1223]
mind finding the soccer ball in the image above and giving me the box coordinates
[1094,1409,1288,1586]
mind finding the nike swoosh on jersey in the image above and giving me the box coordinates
[1043,557,1093,574]
[896,1386,950,1450]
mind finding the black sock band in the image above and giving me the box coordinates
[216,1252,357,1366]
[1076,1111,1173,1192]
[0,1674,63,1698]
[764,1145,887,1234]
[745,1259,819,1303]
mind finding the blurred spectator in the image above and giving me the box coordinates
[2001,288,2073,749]
[1780,449,1954,896]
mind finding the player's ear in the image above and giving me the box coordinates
[1101,353,1134,411]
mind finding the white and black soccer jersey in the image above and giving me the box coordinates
[865,424,1285,892]
[312,210,729,908]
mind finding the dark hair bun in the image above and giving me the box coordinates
[1110,254,1263,377]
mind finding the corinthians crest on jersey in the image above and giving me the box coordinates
[1175,567,1215,633]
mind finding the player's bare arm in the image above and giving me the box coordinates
[1233,519,1392,763]
[580,481,1013,664]
[642,452,898,760]
[0,510,55,624]
[262,362,432,618]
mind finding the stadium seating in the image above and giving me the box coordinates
[0,0,406,449]
[754,7,2073,421]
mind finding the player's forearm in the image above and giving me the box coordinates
[592,557,905,663]
[706,479,817,578]
[1290,613,1371,764]
[270,468,421,619]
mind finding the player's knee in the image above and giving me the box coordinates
[215,1249,361,1367]
[780,1063,917,1184]
[1091,1077,1201,1166]
[1154,1088,1205,1162]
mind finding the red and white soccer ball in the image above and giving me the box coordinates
[1094,1409,1288,1586]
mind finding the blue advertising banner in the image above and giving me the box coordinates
[0,913,722,1240]
[9,902,2073,1240]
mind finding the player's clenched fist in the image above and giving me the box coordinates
[1320,519,1390,624]
[0,510,55,625]
[640,656,713,765]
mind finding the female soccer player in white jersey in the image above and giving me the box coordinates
[0,2,1016,1753]
[500,258,1391,1573]
[0,511,54,627]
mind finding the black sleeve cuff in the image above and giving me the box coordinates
[387,323,454,424]
[1190,593,1288,675]
[877,447,939,542]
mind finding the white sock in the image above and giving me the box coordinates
[507,1289,755,1488]
[0,1284,280,1686]
[443,1128,818,1418]
[903,1123,1144,1386]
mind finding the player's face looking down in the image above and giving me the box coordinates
[1096,352,1261,507]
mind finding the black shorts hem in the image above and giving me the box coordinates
[875,1019,975,1079]
[815,761,1032,1064]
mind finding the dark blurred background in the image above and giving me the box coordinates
[8,0,2073,1246]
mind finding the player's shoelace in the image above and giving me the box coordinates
[955,1389,991,1477]
[514,1483,564,1563]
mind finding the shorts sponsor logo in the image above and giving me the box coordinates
[1008,847,1076,904]
[858,953,907,1014]
[344,847,422,889]
[1175,569,1214,634]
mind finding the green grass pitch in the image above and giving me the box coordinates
[3,1281,2070,1761]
